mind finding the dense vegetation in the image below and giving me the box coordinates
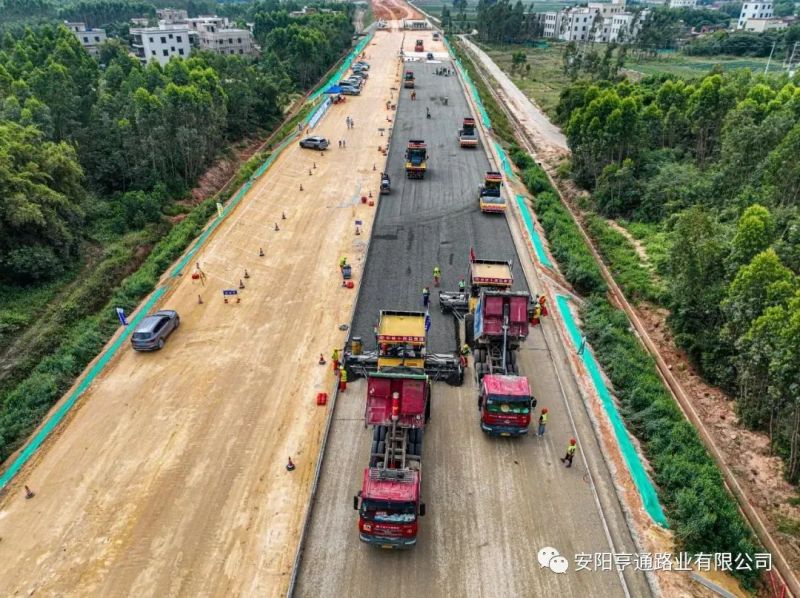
[0,4,353,461]
[512,149,760,588]
[557,68,800,483]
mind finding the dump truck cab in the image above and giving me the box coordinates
[459,117,478,148]
[415,39,424,52]
[380,172,391,194]
[479,374,533,436]
[377,310,426,370]
[355,370,429,548]
[355,468,424,548]
[405,140,427,179]
[404,70,415,88]
[479,172,506,213]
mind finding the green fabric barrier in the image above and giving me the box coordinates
[515,195,553,269]
[556,294,669,528]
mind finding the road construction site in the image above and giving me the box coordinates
[0,29,401,598]
[293,28,651,598]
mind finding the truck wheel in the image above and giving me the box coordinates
[464,314,474,348]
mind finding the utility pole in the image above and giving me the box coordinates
[765,40,776,75]
[785,41,799,77]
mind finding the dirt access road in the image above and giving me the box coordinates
[0,32,401,598]
[293,27,650,598]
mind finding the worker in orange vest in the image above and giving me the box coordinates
[539,294,548,317]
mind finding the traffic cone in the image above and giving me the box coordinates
[198,294,203,304]
[239,279,245,289]
[282,212,286,220]
[286,457,296,471]
[319,353,326,365]
[308,169,312,176]
[299,184,304,191]
[373,163,376,171]
[274,223,280,231]
[24,485,35,499]
[259,247,265,256]
[244,269,250,279]
[355,226,361,235]
[369,190,372,198]
[313,162,317,169]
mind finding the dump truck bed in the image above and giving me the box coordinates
[378,311,426,344]
[471,261,512,286]
[366,372,428,428]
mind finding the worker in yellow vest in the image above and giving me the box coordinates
[537,408,548,437]
[433,265,441,287]
[339,366,348,392]
[561,438,577,468]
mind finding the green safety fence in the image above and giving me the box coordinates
[556,294,669,528]
[0,88,316,491]
[310,34,375,102]
[494,140,515,180]
[515,195,553,269]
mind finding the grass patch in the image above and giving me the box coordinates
[624,220,671,277]
[585,214,666,304]
[775,514,800,538]
[478,42,574,119]
[450,38,517,147]
[626,53,770,79]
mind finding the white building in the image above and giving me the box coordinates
[65,22,107,57]
[185,17,256,56]
[669,0,697,8]
[561,7,598,42]
[542,12,563,38]
[130,26,192,65]
[738,1,773,29]
[541,0,644,43]
[589,0,627,42]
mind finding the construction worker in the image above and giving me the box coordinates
[539,294,548,317]
[339,256,347,271]
[461,344,470,355]
[332,348,340,372]
[374,324,379,344]
[469,247,476,262]
[537,408,548,436]
[561,438,577,468]
[426,107,431,119]
[530,304,541,326]
[422,286,430,307]
[458,278,466,293]
[339,366,348,392]
[433,265,441,287]
[411,90,416,101]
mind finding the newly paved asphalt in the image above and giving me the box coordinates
[349,60,527,353]
[294,45,651,598]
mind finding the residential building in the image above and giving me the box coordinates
[185,17,256,56]
[130,26,191,65]
[738,1,773,28]
[65,22,107,57]
[744,16,788,31]
[540,0,645,43]
[130,17,150,27]
[610,13,637,42]
[669,0,697,7]
[589,0,627,42]
[542,11,563,38]
[157,8,188,23]
[561,7,598,42]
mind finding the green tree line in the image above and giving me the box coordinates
[0,9,352,283]
[557,68,800,482]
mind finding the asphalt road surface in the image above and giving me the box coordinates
[293,30,651,598]
[349,58,527,353]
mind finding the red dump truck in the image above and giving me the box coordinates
[466,290,535,436]
[353,312,430,548]
[415,39,424,52]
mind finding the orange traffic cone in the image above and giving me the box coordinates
[244,269,250,279]
[274,223,280,231]
[319,353,326,365]
[259,247,265,256]
[198,294,203,304]
[24,485,35,499]
[286,457,296,471]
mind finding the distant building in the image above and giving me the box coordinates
[157,8,189,23]
[130,26,192,65]
[669,0,697,7]
[738,1,773,29]
[744,16,788,31]
[130,17,150,27]
[65,22,107,57]
[185,17,257,57]
[403,20,431,29]
[541,0,645,43]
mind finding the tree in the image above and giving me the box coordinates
[728,204,777,270]
[0,122,85,282]
[511,50,526,73]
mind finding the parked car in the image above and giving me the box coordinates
[345,77,364,87]
[339,79,361,89]
[339,85,360,96]
[299,136,330,150]
[131,310,180,351]
[355,61,370,70]
[351,69,368,79]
